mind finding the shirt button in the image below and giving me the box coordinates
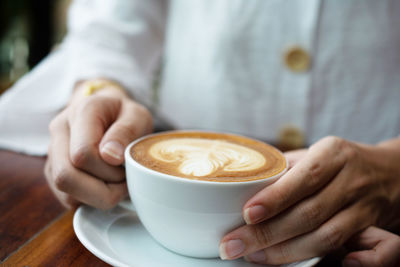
[284,46,311,72]
[277,125,305,150]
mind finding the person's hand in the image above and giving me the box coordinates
[44,81,153,209]
[219,136,400,264]
[343,226,400,267]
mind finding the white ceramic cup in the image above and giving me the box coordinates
[124,131,288,258]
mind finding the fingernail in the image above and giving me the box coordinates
[101,141,124,160]
[219,239,245,260]
[244,250,266,263]
[243,205,267,224]
[343,259,361,267]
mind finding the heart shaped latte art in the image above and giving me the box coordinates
[148,138,266,177]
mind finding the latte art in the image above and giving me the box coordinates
[131,131,287,182]
[149,138,266,177]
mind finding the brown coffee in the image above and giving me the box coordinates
[130,131,287,182]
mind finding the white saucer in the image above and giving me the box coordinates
[73,204,321,267]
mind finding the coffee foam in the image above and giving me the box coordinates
[149,138,266,177]
[131,132,287,182]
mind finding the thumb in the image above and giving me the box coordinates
[283,149,308,169]
[343,226,400,267]
[99,101,153,166]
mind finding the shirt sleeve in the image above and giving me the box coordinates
[0,0,167,155]
[64,0,167,106]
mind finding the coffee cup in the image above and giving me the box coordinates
[124,130,287,258]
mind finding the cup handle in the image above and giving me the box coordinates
[118,197,136,211]
[120,160,136,211]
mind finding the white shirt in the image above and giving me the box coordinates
[0,0,399,155]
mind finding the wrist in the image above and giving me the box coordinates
[69,78,129,105]
[368,139,400,228]
[374,138,400,177]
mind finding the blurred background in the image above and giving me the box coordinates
[0,0,71,94]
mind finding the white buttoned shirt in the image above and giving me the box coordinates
[0,0,399,155]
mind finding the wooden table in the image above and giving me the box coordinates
[0,150,110,266]
[0,150,342,266]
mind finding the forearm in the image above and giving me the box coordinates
[372,137,400,230]
[377,137,400,151]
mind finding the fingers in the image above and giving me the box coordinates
[48,113,128,209]
[47,113,80,209]
[343,227,400,267]
[283,149,307,169]
[99,100,153,165]
[68,97,126,182]
[221,166,352,260]
[45,154,79,209]
[243,136,347,225]
[241,201,375,265]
